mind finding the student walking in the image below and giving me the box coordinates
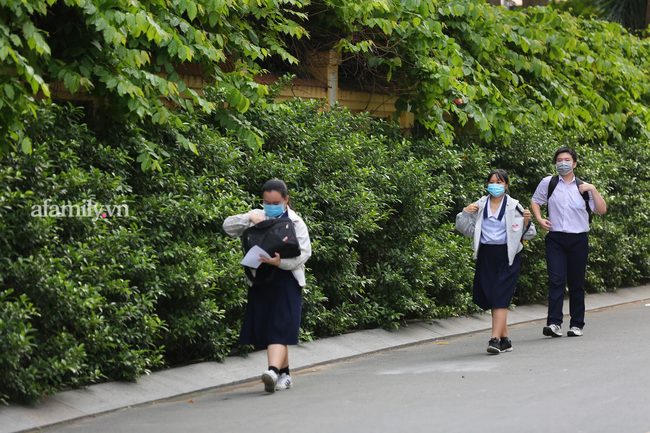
[223,179,311,393]
[531,147,607,338]
[456,169,536,354]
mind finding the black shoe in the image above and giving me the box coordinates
[499,337,513,352]
[487,338,501,354]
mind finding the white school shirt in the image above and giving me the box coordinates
[479,196,507,245]
[531,175,595,233]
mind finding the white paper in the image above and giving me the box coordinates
[240,245,271,269]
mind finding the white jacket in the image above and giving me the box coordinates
[455,195,537,266]
[223,208,312,287]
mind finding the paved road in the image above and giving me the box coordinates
[48,301,650,433]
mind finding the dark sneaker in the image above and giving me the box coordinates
[543,324,562,338]
[567,327,583,337]
[487,337,501,354]
[499,337,513,352]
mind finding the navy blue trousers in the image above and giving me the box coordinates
[545,232,589,329]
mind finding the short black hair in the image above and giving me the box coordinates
[554,147,577,163]
[486,169,509,185]
[262,179,288,198]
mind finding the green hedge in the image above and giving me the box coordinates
[1,100,649,403]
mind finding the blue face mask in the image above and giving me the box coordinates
[263,203,286,218]
[487,184,505,198]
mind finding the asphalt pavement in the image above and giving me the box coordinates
[1,284,649,433]
[48,300,650,433]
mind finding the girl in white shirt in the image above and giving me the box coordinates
[223,179,311,393]
[456,169,536,354]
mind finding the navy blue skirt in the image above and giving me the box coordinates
[472,244,522,310]
[239,268,302,348]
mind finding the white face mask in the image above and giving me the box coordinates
[556,161,573,176]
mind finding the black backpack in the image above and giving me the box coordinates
[547,175,593,223]
[241,217,301,284]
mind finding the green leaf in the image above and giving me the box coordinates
[141,156,152,171]
[225,88,242,107]
[209,11,219,27]
[4,84,15,100]
[21,137,32,154]
[106,76,118,89]
[117,82,128,95]
[187,2,197,21]
[127,98,138,111]
[237,96,250,113]
[419,2,430,17]
[136,13,147,31]
[64,72,81,94]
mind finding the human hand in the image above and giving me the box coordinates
[523,209,531,226]
[578,183,595,194]
[538,219,552,232]
[464,204,479,213]
[249,213,265,224]
[259,252,281,267]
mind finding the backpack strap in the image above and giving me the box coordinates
[575,177,593,224]
[244,264,278,285]
[515,203,524,216]
[547,175,559,199]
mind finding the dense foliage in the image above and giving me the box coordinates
[2,99,650,404]
[306,0,650,143]
[550,0,650,34]
[3,0,650,160]
[0,0,308,157]
[549,0,598,17]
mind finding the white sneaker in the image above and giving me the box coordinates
[276,373,293,390]
[543,324,562,337]
[261,370,278,393]
[567,327,583,337]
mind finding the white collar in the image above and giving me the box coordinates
[486,195,505,218]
